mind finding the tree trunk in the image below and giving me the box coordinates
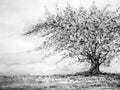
[87,61,101,75]
[75,59,102,76]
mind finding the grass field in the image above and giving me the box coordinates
[0,73,120,90]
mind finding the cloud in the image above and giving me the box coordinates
[0,35,38,54]
[6,63,56,75]
[0,51,57,75]
[0,63,56,75]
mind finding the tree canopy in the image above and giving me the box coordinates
[24,4,120,74]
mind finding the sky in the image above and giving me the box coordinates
[0,0,120,75]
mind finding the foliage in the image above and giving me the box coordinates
[24,4,120,67]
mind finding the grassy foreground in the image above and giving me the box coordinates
[0,73,120,90]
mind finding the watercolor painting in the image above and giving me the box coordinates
[0,0,120,90]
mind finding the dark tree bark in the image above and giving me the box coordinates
[87,61,101,75]
[76,59,102,76]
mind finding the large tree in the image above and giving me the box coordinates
[24,4,120,75]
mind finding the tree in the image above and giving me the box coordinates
[24,4,120,75]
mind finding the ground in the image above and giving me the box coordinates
[0,73,120,90]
